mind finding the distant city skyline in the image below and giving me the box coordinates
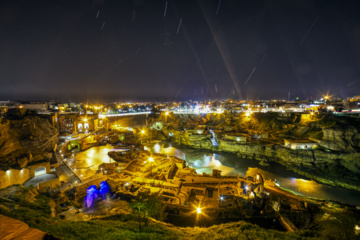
[1,0,360,102]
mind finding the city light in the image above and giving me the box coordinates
[2,1,360,238]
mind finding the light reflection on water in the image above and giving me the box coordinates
[72,145,127,179]
[145,142,360,206]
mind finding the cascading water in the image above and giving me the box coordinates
[84,185,101,208]
[84,181,112,209]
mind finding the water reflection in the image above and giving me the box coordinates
[145,142,360,206]
[72,145,127,179]
[145,143,256,177]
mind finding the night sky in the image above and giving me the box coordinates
[1,0,360,102]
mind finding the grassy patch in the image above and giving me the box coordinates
[0,191,354,240]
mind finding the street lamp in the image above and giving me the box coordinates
[148,157,154,177]
[195,205,202,226]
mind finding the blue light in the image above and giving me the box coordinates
[100,181,111,199]
[84,185,101,208]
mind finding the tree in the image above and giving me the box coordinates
[130,192,167,232]
[130,194,148,232]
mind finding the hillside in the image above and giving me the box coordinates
[0,109,58,169]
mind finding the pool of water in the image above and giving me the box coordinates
[71,145,128,179]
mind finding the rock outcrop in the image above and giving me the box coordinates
[0,109,58,169]
[319,127,360,152]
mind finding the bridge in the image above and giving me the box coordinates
[173,110,224,114]
[99,111,151,118]
[98,110,227,118]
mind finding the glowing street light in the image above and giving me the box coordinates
[141,130,145,134]
[165,111,169,116]
[220,196,224,201]
[148,157,154,177]
[196,207,202,214]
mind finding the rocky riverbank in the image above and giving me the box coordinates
[161,135,360,191]
[147,112,360,192]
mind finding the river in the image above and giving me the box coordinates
[144,142,360,206]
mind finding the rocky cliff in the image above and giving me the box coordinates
[0,109,58,169]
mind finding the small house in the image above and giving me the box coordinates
[284,139,317,150]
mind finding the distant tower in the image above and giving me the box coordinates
[288,92,290,101]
